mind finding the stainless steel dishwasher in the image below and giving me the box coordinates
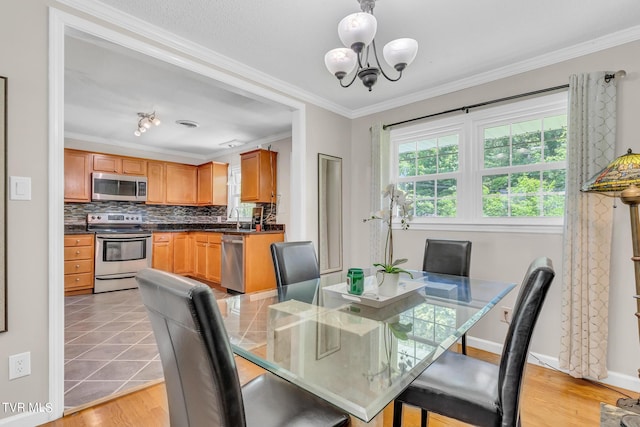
[221,234,244,292]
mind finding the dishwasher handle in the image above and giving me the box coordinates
[222,235,244,244]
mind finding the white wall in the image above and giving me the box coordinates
[350,40,640,389]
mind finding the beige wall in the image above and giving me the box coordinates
[0,0,51,422]
[350,40,640,385]
[1,0,639,423]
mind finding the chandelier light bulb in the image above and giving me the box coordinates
[325,48,357,79]
[338,12,377,53]
[134,130,141,136]
[383,38,418,71]
[139,126,146,133]
[142,120,151,129]
[152,117,161,126]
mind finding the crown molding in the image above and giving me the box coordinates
[351,24,640,118]
[54,0,351,117]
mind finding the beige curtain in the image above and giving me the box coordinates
[370,123,390,265]
[559,72,618,379]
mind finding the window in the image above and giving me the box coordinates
[391,92,567,229]
[227,166,255,221]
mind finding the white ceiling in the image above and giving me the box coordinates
[63,0,640,159]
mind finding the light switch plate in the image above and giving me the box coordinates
[10,176,31,200]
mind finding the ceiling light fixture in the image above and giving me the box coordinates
[324,0,418,92]
[133,112,161,136]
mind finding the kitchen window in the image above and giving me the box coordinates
[228,166,254,221]
[391,92,567,231]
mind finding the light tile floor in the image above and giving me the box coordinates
[64,285,229,409]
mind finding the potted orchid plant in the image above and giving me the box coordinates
[364,184,413,295]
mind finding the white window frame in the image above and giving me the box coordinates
[390,92,568,233]
[227,165,254,221]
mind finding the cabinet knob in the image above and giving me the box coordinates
[75,264,80,269]
[76,250,80,254]
[75,278,80,281]
[76,239,80,243]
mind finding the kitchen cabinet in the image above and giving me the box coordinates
[173,233,192,274]
[152,233,174,272]
[197,161,228,206]
[242,232,284,293]
[92,153,147,175]
[146,161,166,204]
[64,234,94,296]
[64,149,91,202]
[165,163,197,205]
[240,149,277,203]
[193,232,222,283]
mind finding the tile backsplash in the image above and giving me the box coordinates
[64,202,227,225]
[64,201,278,225]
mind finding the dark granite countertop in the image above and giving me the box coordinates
[64,223,285,235]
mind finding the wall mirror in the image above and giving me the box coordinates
[0,77,6,332]
[318,154,343,274]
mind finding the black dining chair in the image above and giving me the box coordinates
[136,268,350,427]
[270,241,320,288]
[422,238,472,354]
[392,256,555,427]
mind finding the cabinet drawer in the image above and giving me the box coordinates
[64,259,93,275]
[64,273,93,291]
[64,235,94,247]
[64,246,93,261]
[153,233,173,243]
[208,233,222,244]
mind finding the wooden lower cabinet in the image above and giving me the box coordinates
[193,233,222,284]
[243,232,284,293]
[152,233,174,272]
[173,233,192,274]
[64,234,95,296]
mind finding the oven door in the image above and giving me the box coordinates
[95,233,152,278]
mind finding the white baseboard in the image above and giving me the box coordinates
[0,410,51,427]
[467,336,640,394]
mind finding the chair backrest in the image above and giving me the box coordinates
[498,257,555,427]
[422,239,472,277]
[136,268,246,427]
[270,241,320,288]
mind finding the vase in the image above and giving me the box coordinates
[378,272,400,297]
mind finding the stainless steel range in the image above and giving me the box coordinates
[87,213,152,293]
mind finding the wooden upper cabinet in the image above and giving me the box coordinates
[146,161,166,205]
[93,153,146,175]
[240,149,277,203]
[165,163,197,205]
[64,149,92,202]
[122,158,147,175]
[197,162,228,206]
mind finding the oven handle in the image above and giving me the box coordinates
[95,275,137,281]
[96,235,152,241]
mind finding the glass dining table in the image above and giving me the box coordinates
[217,271,516,424]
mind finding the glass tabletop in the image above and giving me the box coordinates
[218,271,516,422]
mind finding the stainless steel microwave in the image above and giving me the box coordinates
[91,173,148,202]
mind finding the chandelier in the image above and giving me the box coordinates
[324,0,418,91]
[133,112,161,136]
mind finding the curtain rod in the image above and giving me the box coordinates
[382,84,569,130]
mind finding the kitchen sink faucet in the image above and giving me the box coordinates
[230,207,240,230]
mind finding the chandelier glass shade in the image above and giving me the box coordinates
[324,0,418,91]
[134,111,161,137]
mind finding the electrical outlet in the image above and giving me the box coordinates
[500,306,512,324]
[9,352,31,380]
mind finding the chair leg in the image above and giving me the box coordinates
[421,408,429,427]
[392,401,403,427]
[461,333,467,355]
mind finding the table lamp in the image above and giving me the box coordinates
[582,149,640,424]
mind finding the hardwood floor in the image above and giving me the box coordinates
[41,347,636,426]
